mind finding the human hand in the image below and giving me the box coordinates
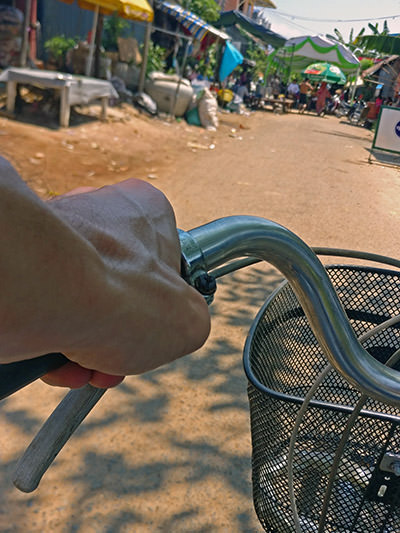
[42,179,210,388]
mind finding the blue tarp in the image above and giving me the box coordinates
[219,41,244,81]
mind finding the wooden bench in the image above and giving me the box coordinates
[262,97,294,113]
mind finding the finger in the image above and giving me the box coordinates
[42,362,124,389]
[89,372,124,389]
[41,361,93,388]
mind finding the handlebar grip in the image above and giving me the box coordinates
[0,352,69,401]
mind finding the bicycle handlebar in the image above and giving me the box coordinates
[7,215,400,493]
[182,216,400,407]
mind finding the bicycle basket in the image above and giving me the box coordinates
[244,264,400,533]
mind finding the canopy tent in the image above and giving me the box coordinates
[157,1,230,43]
[268,35,360,77]
[60,0,153,75]
[214,10,286,49]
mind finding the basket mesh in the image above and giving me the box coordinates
[246,266,400,532]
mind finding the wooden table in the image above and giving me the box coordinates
[0,68,118,127]
[263,97,294,113]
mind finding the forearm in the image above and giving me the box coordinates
[0,157,106,361]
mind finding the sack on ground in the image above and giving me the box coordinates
[197,89,219,130]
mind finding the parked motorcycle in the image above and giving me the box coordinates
[335,98,369,126]
[325,93,341,115]
[347,99,368,125]
[335,99,353,118]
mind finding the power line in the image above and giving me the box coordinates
[273,10,400,24]
[272,13,316,34]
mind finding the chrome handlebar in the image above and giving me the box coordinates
[181,216,400,407]
[9,215,400,493]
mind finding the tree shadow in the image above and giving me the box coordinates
[0,263,284,532]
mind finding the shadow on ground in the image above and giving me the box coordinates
[0,264,284,532]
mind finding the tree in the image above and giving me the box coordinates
[326,24,391,59]
[357,34,400,56]
[367,21,390,36]
[178,0,220,23]
[326,27,366,55]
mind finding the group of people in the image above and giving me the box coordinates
[287,78,332,115]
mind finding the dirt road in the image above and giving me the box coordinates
[0,106,399,533]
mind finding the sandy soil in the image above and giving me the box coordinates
[0,100,399,533]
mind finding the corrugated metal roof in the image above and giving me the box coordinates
[362,55,400,78]
[158,2,230,42]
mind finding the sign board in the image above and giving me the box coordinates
[372,105,400,155]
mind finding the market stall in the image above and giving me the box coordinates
[59,0,153,75]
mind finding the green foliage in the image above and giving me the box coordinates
[102,13,130,51]
[44,35,77,63]
[327,27,366,52]
[179,0,220,23]
[360,58,374,72]
[327,24,389,59]
[368,21,390,36]
[196,42,217,78]
[145,42,167,74]
[246,45,269,81]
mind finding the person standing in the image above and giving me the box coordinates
[316,81,331,116]
[298,78,313,113]
[271,75,281,99]
[287,78,300,109]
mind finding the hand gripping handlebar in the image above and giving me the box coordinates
[6,215,400,493]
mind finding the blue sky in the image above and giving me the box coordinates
[259,1,400,39]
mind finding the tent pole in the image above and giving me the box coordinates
[349,65,360,103]
[169,37,191,118]
[86,4,99,77]
[287,44,294,82]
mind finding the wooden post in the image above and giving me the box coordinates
[29,0,37,63]
[19,0,32,67]
[86,5,99,77]
[138,0,153,93]
[94,13,104,79]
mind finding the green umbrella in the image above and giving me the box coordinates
[302,62,347,84]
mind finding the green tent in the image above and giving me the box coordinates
[214,10,286,50]
[268,35,360,77]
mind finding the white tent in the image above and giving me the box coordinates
[268,35,360,76]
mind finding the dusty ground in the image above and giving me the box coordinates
[0,99,400,533]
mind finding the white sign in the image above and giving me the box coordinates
[373,106,400,155]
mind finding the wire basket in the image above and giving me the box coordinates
[244,264,400,532]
